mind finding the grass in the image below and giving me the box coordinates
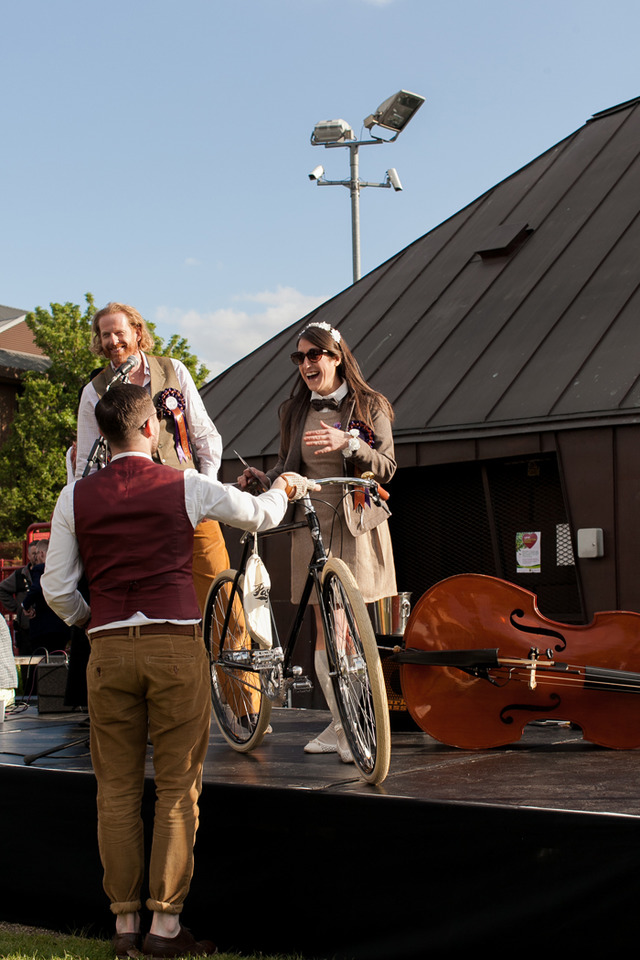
[0,923,300,960]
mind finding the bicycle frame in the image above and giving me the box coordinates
[207,475,392,782]
[222,492,327,690]
[217,476,380,690]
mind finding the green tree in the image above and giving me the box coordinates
[0,294,210,540]
[150,330,209,389]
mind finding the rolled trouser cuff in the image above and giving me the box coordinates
[110,900,142,915]
[146,899,183,915]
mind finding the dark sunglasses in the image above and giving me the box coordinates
[290,348,333,366]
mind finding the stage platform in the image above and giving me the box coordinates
[2,703,640,956]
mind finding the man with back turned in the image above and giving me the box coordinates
[42,383,292,958]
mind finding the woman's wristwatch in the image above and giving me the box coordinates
[341,429,360,458]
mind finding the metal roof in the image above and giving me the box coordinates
[0,305,27,329]
[0,348,51,376]
[201,96,640,461]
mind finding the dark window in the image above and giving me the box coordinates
[389,453,584,623]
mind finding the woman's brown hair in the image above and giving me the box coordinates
[280,322,394,449]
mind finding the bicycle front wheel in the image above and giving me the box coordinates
[321,558,391,784]
[204,569,272,752]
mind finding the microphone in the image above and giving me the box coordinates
[106,355,139,390]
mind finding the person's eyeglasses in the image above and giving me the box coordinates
[139,409,160,429]
[290,348,332,366]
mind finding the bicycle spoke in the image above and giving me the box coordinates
[322,559,391,784]
[205,571,272,751]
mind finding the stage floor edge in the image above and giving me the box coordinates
[2,704,640,956]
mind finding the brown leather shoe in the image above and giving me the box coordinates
[142,926,217,958]
[113,931,143,958]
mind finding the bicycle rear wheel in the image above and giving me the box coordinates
[321,558,391,784]
[204,569,272,752]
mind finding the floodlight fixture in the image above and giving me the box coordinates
[363,90,425,139]
[311,119,355,145]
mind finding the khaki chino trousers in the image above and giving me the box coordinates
[87,625,211,916]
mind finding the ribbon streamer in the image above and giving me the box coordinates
[156,388,193,463]
[346,420,376,510]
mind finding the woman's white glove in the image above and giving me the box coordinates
[280,472,319,501]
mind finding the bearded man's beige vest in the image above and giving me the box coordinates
[91,356,197,472]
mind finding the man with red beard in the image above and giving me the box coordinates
[75,302,227,610]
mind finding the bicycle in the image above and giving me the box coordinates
[203,476,392,785]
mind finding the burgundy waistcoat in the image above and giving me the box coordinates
[73,457,201,629]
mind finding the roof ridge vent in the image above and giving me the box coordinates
[588,97,640,122]
[476,222,533,260]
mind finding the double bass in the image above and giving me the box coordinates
[396,574,640,750]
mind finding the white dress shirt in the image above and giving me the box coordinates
[0,615,17,691]
[310,380,348,410]
[42,452,287,634]
[75,355,222,480]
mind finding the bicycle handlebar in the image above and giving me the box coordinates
[313,476,389,503]
[242,476,387,544]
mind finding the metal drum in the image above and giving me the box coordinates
[371,592,412,636]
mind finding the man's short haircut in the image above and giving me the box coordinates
[91,302,156,356]
[95,383,157,446]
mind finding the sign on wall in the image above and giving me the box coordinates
[516,531,541,573]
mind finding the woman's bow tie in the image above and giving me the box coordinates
[310,397,340,411]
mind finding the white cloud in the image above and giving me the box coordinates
[154,285,327,380]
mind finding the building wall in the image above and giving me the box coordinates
[557,424,640,617]
[220,422,640,625]
[0,320,43,356]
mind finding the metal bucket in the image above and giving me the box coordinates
[371,592,412,636]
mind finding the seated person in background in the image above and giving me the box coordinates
[22,541,71,655]
[0,541,39,657]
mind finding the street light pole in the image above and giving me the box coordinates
[309,90,425,284]
[349,142,361,282]
[313,137,397,284]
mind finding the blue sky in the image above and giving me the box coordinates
[3,0,640,377]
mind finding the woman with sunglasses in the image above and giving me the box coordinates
[238,321,397,762]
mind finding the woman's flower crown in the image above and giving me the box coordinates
[302,321,341,344]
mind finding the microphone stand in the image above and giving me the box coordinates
[83,436,110,476]
[24,716,90,765]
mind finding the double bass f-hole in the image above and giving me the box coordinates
[509,608,567,652]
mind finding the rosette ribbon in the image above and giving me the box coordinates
[348,419,375,509]
[156,388,193,463]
